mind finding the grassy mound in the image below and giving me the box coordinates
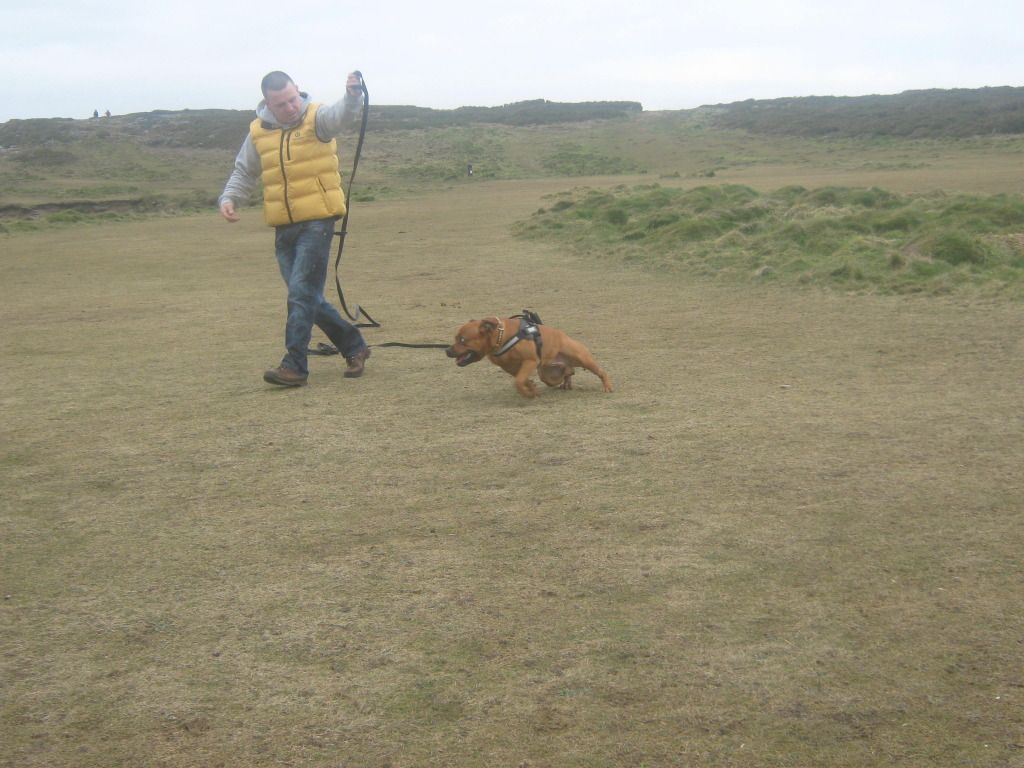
[516,184,1024,297]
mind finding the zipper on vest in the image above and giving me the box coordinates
[279,130,295,224]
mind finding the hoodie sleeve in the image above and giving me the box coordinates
[218,135,261,209]
[315,90,364,141]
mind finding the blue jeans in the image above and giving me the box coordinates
[274,218,366,375]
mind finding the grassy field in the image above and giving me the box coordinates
[2,108,1024,767]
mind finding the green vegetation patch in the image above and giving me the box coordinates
[543,142,642,177]
[8,147,77,166]
[384,125,516,182]
[517,184,1024,297]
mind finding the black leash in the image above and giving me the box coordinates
[333,71,379,328]
[310,340,448,355]
[325,73,448,351]
[308,310,542,355]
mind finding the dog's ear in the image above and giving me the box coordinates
[480,318,497,334]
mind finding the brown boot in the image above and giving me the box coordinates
[344,347,371,378]
[263,366,308,387]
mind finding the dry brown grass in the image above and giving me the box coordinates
[2,177,1023,767]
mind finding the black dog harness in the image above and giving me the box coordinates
[493,311,543,359]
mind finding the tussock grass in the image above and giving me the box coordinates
[518,184,1024,297]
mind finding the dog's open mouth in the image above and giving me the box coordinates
[456,351,481,366]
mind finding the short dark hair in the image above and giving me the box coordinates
[261,71,294,97]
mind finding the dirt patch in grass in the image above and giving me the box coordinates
[2,181,1022,767]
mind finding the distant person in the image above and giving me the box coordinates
[104,109,110,118]
[218,70,369,387]
[92,109,99,119]
[467,163,473,176]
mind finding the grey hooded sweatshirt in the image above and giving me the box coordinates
[218,88,364,212]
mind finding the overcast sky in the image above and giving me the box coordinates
[2,0,1021,123]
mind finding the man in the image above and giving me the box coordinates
[219,70,370,386]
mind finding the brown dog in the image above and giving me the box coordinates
[446,313,613,398]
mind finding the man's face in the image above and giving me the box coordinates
[265,82,303,125]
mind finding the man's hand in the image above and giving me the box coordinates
[220,200,240,222]
[346,71,364,98]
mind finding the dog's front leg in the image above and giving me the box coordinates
[514,360,539,398]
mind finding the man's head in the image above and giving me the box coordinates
[261,71,304,125]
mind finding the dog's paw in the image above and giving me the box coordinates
[516,381,539,398]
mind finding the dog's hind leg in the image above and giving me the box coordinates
[561,341,613,392]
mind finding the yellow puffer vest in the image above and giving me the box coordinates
[250,103,346,226]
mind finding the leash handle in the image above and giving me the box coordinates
[345,71,369,196]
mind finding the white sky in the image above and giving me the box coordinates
[1,0,1021,122]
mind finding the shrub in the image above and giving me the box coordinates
[606,208,629,226]
[926,232,989,265]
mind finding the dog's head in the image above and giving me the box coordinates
[446,318,500,366]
